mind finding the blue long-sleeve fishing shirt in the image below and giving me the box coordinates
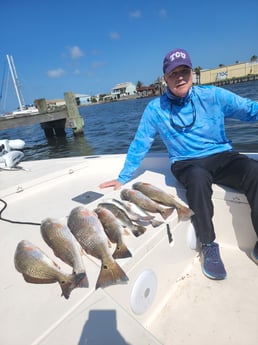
[118,85,258,184]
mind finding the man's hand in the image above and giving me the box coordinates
[99,179,123,190]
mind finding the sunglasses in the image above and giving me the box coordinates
[170,100,196,131]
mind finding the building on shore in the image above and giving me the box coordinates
[111,82,137,98]
[200,61,258,84]
[75,94,92,105]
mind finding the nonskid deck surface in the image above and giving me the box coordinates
[149,245,258,345]
[1,154,257,345]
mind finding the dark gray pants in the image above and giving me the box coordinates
[171,151,258,244]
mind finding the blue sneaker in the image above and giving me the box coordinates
[251,241,258,265]
[201,242,227,280]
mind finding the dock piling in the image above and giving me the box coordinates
[64,92,84,136]
[0,92,84,138]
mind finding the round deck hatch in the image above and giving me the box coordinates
[130,269,157,315]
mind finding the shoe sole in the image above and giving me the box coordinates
[201,264,227,280]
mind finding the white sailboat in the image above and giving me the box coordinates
[0,55,28,168]
[4,54,38,115]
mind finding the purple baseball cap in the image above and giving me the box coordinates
[163,48,192,74]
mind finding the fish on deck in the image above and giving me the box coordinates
[132,181,194,221]
[98,200,147,236]
[40,217,88,288]
[112,198,163,228]
[67,206,129,289]
[14,240,82,299]
[94,206,132,259]
[120,188,174,220]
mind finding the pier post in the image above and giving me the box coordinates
[64,92,84,136]
[34,98,48,113]
[34,93,84,138]
[35,98,66,138]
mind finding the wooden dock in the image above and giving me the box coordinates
[0,92,84,137]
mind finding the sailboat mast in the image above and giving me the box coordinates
[6,54,25,110]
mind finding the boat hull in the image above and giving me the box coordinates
[1,153,257,345]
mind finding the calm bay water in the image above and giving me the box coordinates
[1,80,258,161]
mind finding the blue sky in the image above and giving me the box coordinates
[1,0,257,112]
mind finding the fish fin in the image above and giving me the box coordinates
[133,215,155,222]
[134,219,151,226]
[81,248,88,256]
[177,206,195,221]
[112,243,132,259]
[160,207,175,220]
[22,273,55,284]
[123,227,131,236]
[112,198,125,206]
[141,215,155,220]
[126,212,144,221]
[51,251,72,268]
[151,219,164,228]
[77,242,87,256]
[131,224,147,237]
[74,272,89,288]
[95,261,129,289]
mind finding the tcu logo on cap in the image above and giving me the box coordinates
[169,51,186,61]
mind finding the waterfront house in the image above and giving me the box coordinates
[75,94,92,105]
[111,82,136,99]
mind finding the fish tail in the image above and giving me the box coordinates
[132,224,147,237]
[142,215,155,221]
[74,271,89,288]
[160,207,175,220]
[60,272,88,299]
[112,243,132,259]
[177,206,195,221]
[59,274,78,299]
[123,227,131,236]
[150,219,164,228]
[95,261,129,289]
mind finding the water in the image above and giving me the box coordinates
[1,80,258,161]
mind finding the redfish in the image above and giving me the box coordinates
[14,240,81,299]
[67,206,129,289]
[132,182,194,221]
[120,189,174,220]
[40,218,88,288]
[94,206,132,259]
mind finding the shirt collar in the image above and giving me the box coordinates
[166,87,193,105]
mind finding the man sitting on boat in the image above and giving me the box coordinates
[100,48,258,281]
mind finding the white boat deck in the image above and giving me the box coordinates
[1,153,258,345]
